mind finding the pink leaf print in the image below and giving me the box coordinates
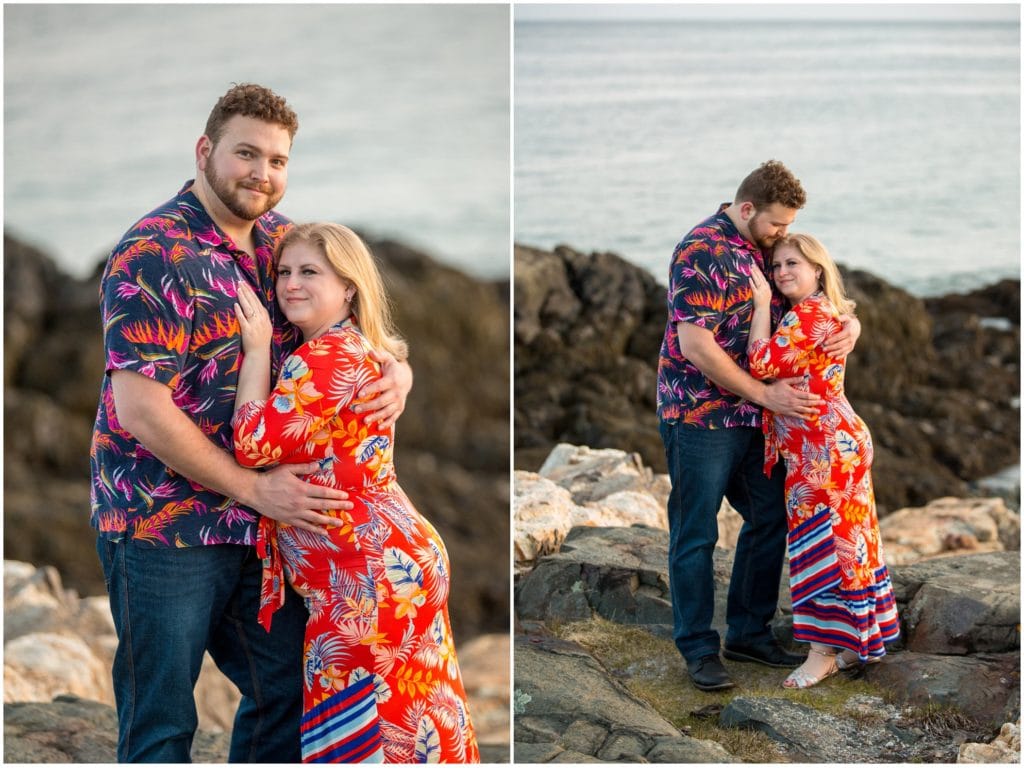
[195,227,223,247]
[200,358,220,384]
[115,282,141,298]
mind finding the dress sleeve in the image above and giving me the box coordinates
[232,331,372,468]
[748,296,835,380]
[100,234,193,388]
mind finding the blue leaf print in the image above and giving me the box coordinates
[279,354,309,382]
[356,435,390,464]
[836,429,859,458]
[384,547,423,590]
[413,716,442,763]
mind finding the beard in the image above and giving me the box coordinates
[204,157,283,221]
[746,215,779,250]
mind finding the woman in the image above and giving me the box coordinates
[747,234,900,689]
[232,223,479,763]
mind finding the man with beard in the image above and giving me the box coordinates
[90,84,413,762]
[656,160,859,691]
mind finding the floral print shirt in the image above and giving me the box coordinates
[89,180,299,547]
[657,205,784,427]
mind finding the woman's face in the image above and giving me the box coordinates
[276,239,353,341]
[770,245,820,304]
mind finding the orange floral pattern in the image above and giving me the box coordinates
[233,321,479,763]
[748,293,900,660]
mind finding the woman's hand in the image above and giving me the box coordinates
[234,284,272,355]
[749,264,773,311]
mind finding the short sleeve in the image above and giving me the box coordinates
[748,296,836,380]
[100,235,193,388]
[668,237,729,331]
[233,331,371,468]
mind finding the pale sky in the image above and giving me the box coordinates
[514,2,1021,22]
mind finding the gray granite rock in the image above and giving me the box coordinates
[514,633,736,763]
[515,525,792,638]
[890,552,1020,654]
[720,694,989,764]
[864,651,1020,728]
[3,695,229,763]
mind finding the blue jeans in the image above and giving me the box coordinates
[659,420,788,663]
[97,536,308,763]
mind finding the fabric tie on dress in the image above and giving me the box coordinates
[762,409,780,476]
[256,515,286,632]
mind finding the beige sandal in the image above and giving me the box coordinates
[836,650,882,671]
[782,647,840,689]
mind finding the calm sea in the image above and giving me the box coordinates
[515,18,1021,296]
[3,4,510,280]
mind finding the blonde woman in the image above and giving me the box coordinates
[232,223,479,762]
[747,234,899,689]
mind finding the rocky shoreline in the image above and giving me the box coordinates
[514,243,1020,516]
[3,231,509,642]
[3,559,510,762]
[513,444,1021,764]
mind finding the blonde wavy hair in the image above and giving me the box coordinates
[774,233,856,316]
[277,223,409,360]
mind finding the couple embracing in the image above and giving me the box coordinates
[657,160,901,692]
[90,84,479,763]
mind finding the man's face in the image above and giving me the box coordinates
[746,202,798,250]
[199,115,291,221]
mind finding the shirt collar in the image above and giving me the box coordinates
[713,201,762,258]
[174,179,278,256]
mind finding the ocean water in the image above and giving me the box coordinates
[3,4,510,280]
[515,17,1021,296]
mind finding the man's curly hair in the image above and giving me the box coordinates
[735,160,806,210]
[204,83,299,146]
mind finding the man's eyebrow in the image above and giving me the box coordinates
[234,141,289,161]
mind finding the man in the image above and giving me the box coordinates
[90,83,413,762]
[656,160,859,691]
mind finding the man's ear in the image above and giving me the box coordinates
[737,201,756,220]
[195,135,212,171]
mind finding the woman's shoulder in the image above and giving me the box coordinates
[304,325,372,364]
[793,291,838,319]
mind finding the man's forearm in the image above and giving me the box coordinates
[111,371,258,505]
[675,322,767,407]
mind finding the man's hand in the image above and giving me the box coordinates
[245,462,354,536]
[353,350,413,428]
[760,377,822,420]
[111,371,353,535]
[821,314,861,359]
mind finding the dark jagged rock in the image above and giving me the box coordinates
[513,243,1020,515]
[2,231,508,640]
[514,244,666,473]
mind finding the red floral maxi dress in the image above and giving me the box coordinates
[748,292,900,661]
[233,319,480,763]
